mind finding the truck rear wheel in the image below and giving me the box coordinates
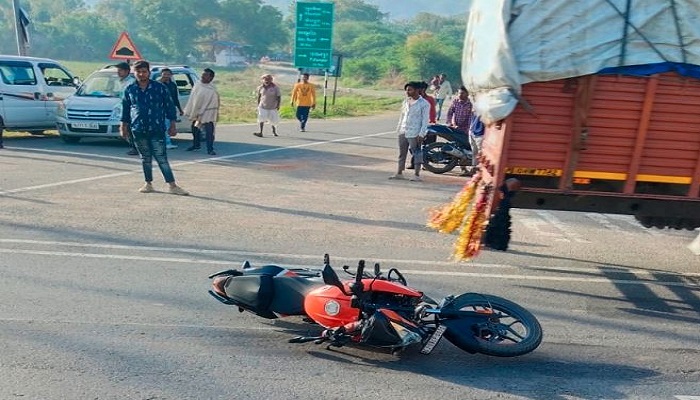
[635,215,699,230]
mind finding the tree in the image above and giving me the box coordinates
[135,0,216,62]
[216,0,289,57]
[333,0,386,23]
[0,0,18,54]
[403,32,461,84]
[32,12,120,60]
[23,0,86,24]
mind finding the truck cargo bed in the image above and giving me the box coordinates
[483,72,700,229]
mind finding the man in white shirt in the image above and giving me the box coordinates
[183,68,220,155]
[435,73,453,121]
[390,81,430,182]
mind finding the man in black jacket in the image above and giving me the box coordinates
[158,68,184,149]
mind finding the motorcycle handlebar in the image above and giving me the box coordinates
[356,260,365,284]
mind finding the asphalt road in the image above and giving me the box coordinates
[1,116,699,400]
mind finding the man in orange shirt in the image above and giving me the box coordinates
[290,73,316,132]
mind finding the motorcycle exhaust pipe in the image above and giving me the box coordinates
[441,144,471,159]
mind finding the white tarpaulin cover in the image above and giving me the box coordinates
[462,0,700,123]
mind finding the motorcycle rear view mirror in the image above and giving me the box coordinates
[322,264,349,295]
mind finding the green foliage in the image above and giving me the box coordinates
[32,13,120,61]
[218,0,289,56]
[136,0,211,62]
[4,0,465,90]
[333,0,387,23]
[343,58,382,85]
[403,32,462,85]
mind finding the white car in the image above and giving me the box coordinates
[0,55,77,134]
[56,64,198,143]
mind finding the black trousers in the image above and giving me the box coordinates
[192,122,215,152]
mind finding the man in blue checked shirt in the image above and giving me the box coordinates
[120,60,189,196]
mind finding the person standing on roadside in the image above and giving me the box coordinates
[183,68,220,155]
[389,81,430,182]
[120,60,189,195]
[467,113,485,175]
[435,73,453,121]
[158,68,184,150]
[407,81,436,170]
[116,62,139,155]
[291,72,316,132]
[253,74,281,137]
[446,86,475,176]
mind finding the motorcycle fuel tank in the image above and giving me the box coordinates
[304,285,358,328]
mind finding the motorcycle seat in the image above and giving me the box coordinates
[270,276,323,315]
[224,274,322,318]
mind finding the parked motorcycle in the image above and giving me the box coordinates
[423,124,473,174]
[209,254,543,357]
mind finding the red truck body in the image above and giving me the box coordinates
[482,71,700,229]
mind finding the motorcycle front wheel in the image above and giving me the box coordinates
[422,142,459,174]
[443,293,543,357]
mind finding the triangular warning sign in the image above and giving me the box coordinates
[109,31,143,60]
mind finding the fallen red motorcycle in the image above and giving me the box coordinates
[209,254,542,356]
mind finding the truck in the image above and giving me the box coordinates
[463,1,700,231]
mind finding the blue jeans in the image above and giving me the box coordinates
[164,120,175,147]
[436,98,446,120]
[133,135,175,183]
[296,106,311,129]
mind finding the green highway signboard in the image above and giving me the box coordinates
[294,2,334,70]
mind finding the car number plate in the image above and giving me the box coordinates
[72,122,99,130]
[420,325,447,355]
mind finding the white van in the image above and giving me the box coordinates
[0,55,77,134]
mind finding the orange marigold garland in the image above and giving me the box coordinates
[453,184,492,260]
[427,173,482,233]
[427,172,494,261]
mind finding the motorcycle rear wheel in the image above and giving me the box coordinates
[444,293,542,357]
[422,142,459,174]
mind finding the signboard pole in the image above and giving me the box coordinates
[332,75,338,105]
[323,71,329,115]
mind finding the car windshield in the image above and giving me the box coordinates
[76,71,131,97]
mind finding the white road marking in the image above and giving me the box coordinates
[584,213,631,235]
[400,269,699,288]
[520,217,570,242]
[535,210,592,243]
[1,239,698,287]
[0,316,281,331]
[0,130,394,196]
[675,396,700,400]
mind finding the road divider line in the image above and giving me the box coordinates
[4,238,699,276]
[0,130,394,195]
[1,246,698,288]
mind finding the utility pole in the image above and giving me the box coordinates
[12,0,28,56]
